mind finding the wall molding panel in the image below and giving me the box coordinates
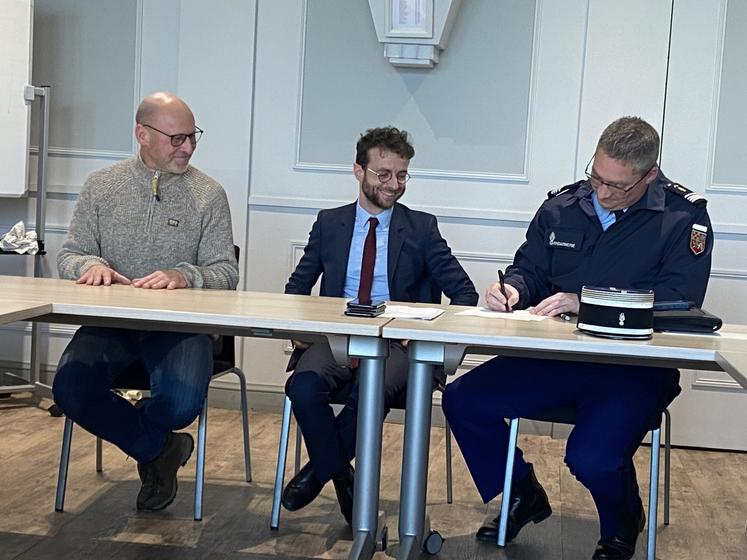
[0,322,78,337]
[249,196,747,237]
[452,250,514,265]
[293,0,539,183]
[692,374,745,393]
[705,0,747,194]
[293,161,531,184]
[29,146,133,161]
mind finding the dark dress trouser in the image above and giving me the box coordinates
[442,355,680,539]
[285,339,409,483]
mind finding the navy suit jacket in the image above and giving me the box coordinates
[286,202,478,306]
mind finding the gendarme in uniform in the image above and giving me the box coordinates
[509,171,712,304]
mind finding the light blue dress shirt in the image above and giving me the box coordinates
[343,203,392,302]
[592,192,625,231]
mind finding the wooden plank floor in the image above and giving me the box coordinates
[1,394,746,559]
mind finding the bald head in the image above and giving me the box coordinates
[135,92,198,174]
[136,92,194,126]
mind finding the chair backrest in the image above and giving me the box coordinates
[212,244,241,374]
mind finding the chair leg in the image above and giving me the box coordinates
[646,426,661,560]
[498,418,520,547]
[194,400,208,522]
[95,437,102,472]
[271,395,294,530]
[233,368,252,482]
[663,409,671,525]
[445,419,453,504]
[55,417,74,512]
[294,418,303,475]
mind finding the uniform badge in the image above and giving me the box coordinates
[690,224,707,255]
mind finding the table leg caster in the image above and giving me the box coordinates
[423,530,444,555]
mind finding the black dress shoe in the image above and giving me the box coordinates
[136,432,194,512]
[592,503,646,560]
[281,461,325,511]
[332,464,355,525]
[476,463,552,543]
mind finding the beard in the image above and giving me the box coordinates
[361,176,405,210]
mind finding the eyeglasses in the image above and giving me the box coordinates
[142,123,204,147]
[366,167,411,185]
[584,157,653,193]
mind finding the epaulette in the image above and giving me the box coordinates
[664,182,707,205]
[547,180,584,199]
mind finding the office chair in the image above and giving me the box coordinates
[496,406,671,560]
[270,382,453,529]
[54,247,250,521]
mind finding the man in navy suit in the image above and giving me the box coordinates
[281,126,478,524]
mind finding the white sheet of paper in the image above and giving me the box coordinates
[456,307,548,321]
[382,305,444,320]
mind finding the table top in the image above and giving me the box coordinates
[0,299,52,325]
[3,276,746,385]
[0,276,388,337]
[382,306,747,386]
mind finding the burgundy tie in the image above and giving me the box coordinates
[357,217,379,305]
[350,217,379,369]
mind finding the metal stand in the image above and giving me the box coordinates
[396,341,459,558]
[0,85,50,396]
[347,335,389,560]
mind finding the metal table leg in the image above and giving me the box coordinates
[346,336,389,560]
[397,341,452,558]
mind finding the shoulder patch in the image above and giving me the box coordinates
[547,180,584,199]
[664,182,707,205]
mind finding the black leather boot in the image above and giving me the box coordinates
[476,463,552,543]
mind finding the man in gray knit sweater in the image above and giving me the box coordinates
[53,92,238,512]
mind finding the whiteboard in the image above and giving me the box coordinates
[0,0,33,197]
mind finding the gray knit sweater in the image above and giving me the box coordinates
[58,155,239,289]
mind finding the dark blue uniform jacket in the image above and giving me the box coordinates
[506,173,713,309]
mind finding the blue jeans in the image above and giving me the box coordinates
[52,327,212,463]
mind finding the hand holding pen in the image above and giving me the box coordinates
[498,270,512,313]
[485,269,518,312]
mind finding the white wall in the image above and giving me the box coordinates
[2,0,747,449]
[0,0,256,383]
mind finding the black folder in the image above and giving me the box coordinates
[653,308,722,333]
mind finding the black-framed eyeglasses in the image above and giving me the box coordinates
[142,123,204,147]
[584,156,653,193]
[366,167,411,185]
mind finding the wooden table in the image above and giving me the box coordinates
[0,275,390,560]
[0,300,53,392]
[6,275,747,559]
[0,300,52,325]
[382,308,747,559]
